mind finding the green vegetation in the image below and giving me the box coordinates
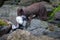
[0,19,8,26]
[47,5,60,27]
[48,5,60,22]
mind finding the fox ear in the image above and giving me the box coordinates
[17,8,24,15]
[19,9,23,12]
[17,8,23,13]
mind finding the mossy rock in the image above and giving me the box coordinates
[0,19,8,26]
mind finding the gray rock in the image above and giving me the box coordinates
[47,31,60,39]
[0,5,19,25]
[47,27,60,38]
[19,0,41,6]
[0,34,9,40]
[27,19,49,36]
[27,19,60,39]
[55,11,60,19]
[7,29,55,40]
[0,26,12,37]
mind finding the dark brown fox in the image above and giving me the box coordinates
[17,2,48,21]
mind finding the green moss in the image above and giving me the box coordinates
[0,19,8,26]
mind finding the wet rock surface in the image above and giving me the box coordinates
[0,5,19,25]
[0,26,11,37]
[0,15,60,40]
[27,19,49,36]
[27,19,60,39]
[7,29,56,40]
[0,34,9,40]
[0,29,59,40]
[55,11,60,19]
